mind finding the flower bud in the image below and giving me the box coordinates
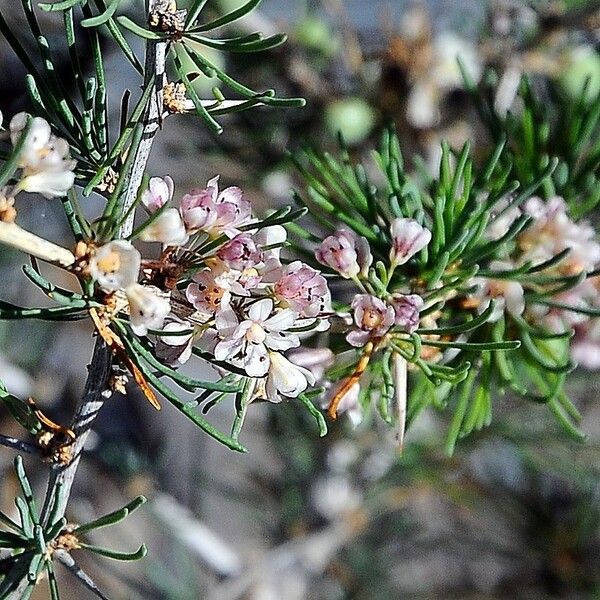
[217,233,262,270]
[315,229,372,279]
[126,284,171,336]
[389,218,431,266]
[180,176,251,236]
[138,208,189,246]
[390,293,424,333]
[142,176,174,213]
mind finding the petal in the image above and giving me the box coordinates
[214,337,242,361]
[245,343,270,377]
[214,305,239,336]
[264,308,297,331]
[248,298,273,323]
[266,332,300,351]
[217,186,243,205]
[346,330,370,347]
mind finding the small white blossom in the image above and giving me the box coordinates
[89,240,141,292]
[126,284,171,336]
[214,299,299,377]
[138,208,189,246]
[265,351,315,401]
[10,113,76,198]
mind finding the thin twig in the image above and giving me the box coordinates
[54,550,111,600]
[0,434,40,456]
[119,4,167,237]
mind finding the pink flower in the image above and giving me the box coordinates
[216,233,262,271]
[274,261,330,317]
[180,176,251,237]
[346,294,395,347]
[389,218,431,266]
[390,293,424,332]
[520,196,600,273]
[315,229,372,279]
[142,176,174,213]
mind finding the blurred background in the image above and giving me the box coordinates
[2,0,600,598]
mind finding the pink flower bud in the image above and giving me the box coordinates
[180,176,251,237]
[346,294,395,347]
[216,233,262,270]
[142,176,174,213]
[315,229,372,279]
[274,261,330,317]
[389,218,431,265]
[390,294,424,333]
[180,183,218,234]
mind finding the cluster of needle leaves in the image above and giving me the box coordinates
[290,69,600,453]
[0,453,146,600]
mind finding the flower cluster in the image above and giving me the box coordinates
[88,176,332,403]
[313,218,431,425]
[480,196,600,365]
[138,175,251,245]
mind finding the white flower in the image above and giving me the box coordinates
[156,321,194,365]
[138,208,189,246]
[214,298,299,377]
[142,176,174,213]
[186,264,234,321]
[265,351,315,401]
[10,113,76,198]
[89,240,141,292]
[125,284,171,336]
[520,196,600,273]
[17,170,76,198]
